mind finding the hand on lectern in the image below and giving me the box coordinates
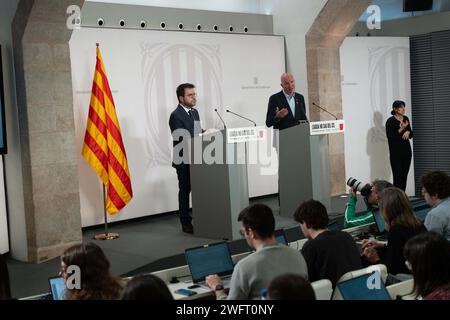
[202,128,220,135]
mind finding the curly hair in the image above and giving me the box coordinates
[421,171,450,199]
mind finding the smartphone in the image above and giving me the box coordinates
[188,284,200,289]
[175,288,197,296]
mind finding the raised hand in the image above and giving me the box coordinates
[275,107,289,119]
[402,131,411,140]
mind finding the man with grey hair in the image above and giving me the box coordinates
[344,180,393,228]
[266,72,308,131]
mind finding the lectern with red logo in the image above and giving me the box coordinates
[189,127,266,240]
[278,120,345,217]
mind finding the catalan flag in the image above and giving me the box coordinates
[82,45,133,215]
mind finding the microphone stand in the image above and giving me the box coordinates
[214,108,227,129]
[312,102,338,120]
[226,109,257,126]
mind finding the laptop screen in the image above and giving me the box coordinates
[414,204,431,222]
[372,210,385,233]
[336,272,391,300]
[327,221,341,232]
[185,242,234,283]
[275,229,288,245]
[49,276,66,300]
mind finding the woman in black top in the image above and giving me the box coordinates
[362,187,426,275]
[385,100,413,191]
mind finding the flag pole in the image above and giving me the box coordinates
[94,184,119,240]
[85,43,131,240]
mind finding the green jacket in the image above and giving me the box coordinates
[344,196,375,228]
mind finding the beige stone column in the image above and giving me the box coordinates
[306,0,371,195]
[12,0,84,262]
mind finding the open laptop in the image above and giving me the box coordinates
[48,276,66,300]
[372,210,388,241]
[185,241,234,288]
[413,204,431,222]
[335,272,391,300]
[275,229,288,245]
[327,221,341,232]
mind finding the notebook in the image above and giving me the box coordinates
[48,276,66,300]
[336,272,391,300]
[185,241,234,287]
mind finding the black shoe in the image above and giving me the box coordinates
[182,224,194,234]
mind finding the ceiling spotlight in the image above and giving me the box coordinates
[178,23,184,30]
[140,20,147,28]
[243,26,248,33]
[97,18,104,26]
[119,19,125,27]
[160,21,166,29]
[229,25,234,32]
[213,25,219,31]
[196,24,202,31]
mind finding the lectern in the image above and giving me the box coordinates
[278,120,344,217]
[189,127,265,240]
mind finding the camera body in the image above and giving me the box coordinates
[347,177,372,197]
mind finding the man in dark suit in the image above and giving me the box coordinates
[266,73,308,130]
[169,83,203,234]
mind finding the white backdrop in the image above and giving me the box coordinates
[70,28,284,227]
[341,37,415,195]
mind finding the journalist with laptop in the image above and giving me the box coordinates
[205,204,308,300]
[361,187,426,276]
[185,241,235,288]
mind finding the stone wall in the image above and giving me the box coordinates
[12,0,84,262]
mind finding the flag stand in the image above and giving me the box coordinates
[94,185,119,240]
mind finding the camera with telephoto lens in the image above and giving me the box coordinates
[346,177,372,197]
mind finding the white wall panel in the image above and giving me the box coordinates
[70,28,284,226]
[341,37,415,195]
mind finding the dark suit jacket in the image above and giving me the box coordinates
[169,105,202,167]
[265,91,308,130]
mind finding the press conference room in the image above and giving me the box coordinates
[0,0,449,308]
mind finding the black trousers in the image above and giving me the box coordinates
[389,150,411,191]
[175,164,192,225]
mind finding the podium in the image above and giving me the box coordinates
[278,120,344,217]
[189,127,265,240]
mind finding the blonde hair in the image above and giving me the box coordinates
[378,187,421,228]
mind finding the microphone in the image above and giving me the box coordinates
[226,109,257,127]
[214,108,227,129]
[312,102,338,120]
